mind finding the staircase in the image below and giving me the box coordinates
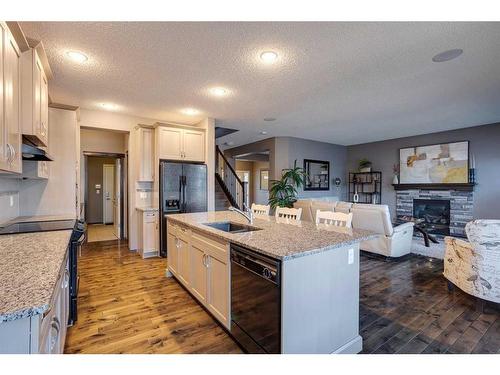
[215,146,246,210]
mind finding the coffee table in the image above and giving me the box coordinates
[394,216,440,247]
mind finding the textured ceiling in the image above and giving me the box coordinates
[20,22,500,146]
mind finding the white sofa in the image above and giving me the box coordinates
[444,220,500,304]
[294,199,414,258]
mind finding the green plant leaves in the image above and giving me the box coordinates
[268,160,306,209]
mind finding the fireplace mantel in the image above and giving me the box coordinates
[392,183,475,192]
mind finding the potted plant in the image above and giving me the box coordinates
[268,160,306,209]
[358,158,372,172]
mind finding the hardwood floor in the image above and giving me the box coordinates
[64,240,242,354]
[359,253,500,354]
[65,240,500,354]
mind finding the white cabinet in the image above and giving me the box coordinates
[0,22,21,174]
[137,209,159,258]
[157,127,182,160]
[166,224,230,329]
[189,241,208,303]
[176,228,191,286]
[206,254,229,326]
[137,126,154,182]
[167,229,179,275]
[157,126,205,162]
[182,129,205,162]
[21,47,49,147]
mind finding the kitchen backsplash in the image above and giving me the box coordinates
[0,178,20,224]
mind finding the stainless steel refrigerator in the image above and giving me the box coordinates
[159,161,207,257]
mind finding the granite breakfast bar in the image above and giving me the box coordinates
[166,211,377,354]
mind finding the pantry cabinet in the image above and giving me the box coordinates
[167,224,230,329]
[21,47,49,147]
[0,22,22,174]
[137,209,159,258]
[157,126,205,162]
[136,126,154,182]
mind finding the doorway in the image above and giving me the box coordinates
[84,153,126,242]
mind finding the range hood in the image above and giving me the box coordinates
[22,143,54,161]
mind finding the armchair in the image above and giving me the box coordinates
[444,220,500,304]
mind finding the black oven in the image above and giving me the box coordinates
[230,243,281,354]
[68,221,86,326]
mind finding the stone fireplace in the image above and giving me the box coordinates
[396,189,473,237]
[413,198,451,236]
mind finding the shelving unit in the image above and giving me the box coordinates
[348,171,382,204]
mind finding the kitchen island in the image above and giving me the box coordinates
[166,211,376,354]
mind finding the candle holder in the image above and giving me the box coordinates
[469,168,476,184]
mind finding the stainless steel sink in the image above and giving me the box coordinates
[203,221,261,233]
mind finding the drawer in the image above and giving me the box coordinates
[176,224,191,242]
[143,211,157,223]
[191,230,229,263]
[168,222,179,236]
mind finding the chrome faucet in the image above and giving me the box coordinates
[229,205,254,225]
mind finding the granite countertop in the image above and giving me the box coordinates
[0,230,72,322]
[135,207,159,212]
[167,211,377,260]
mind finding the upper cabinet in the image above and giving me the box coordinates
[21,47,48,147]
[137,126,154,182]
[0,22,22,174]
[157,126,205,162]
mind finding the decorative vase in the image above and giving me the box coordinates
[392,175,399,185]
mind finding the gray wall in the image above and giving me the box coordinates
[86,156,116,224]
[226,137,348,202]
[282,137,347,200]
[346,123,500,219]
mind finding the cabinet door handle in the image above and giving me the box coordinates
[63,270,70,288]
[50,317,61,352]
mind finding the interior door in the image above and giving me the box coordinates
[102,164,115,224]
[113,159,121,238]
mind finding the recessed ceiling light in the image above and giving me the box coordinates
[432,49,463,63]
[264,117,276,122]
[260,51,278,64]
[66,50,88,63]
[224,141,235,146]
[100,103,118,111]
[260,131,268,135]
[209,87,229,97]
[181,108,200,116]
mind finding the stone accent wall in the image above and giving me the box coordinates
[396,190,474,237]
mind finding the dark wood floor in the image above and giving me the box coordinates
[65,240,500,354]
[359,253,500,354]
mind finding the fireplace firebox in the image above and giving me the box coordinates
[413,199,451,236]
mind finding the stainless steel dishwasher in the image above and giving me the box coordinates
[230,243,281,354]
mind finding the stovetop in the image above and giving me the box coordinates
[0,219,77,235]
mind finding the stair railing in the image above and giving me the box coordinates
[215,146,245,210]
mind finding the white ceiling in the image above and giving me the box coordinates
[20,22,500,146]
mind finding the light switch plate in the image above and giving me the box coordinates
[9,195,14,207]
[348,248,354,264]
